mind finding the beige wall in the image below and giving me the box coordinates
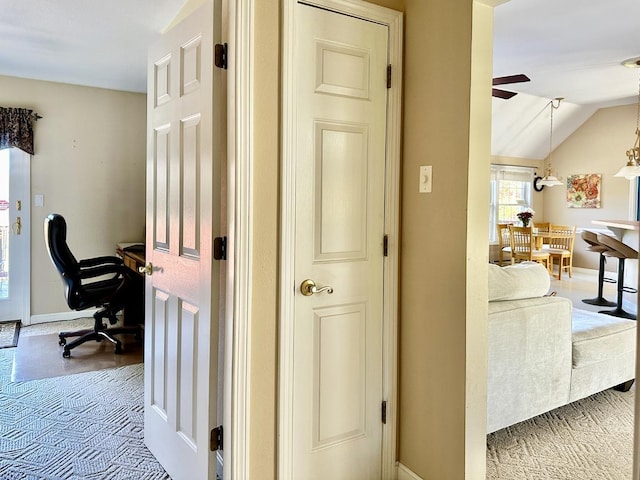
[250,0,280,477]
[165,0,207,31]
[0,75,146,317]
[398,0,490,478]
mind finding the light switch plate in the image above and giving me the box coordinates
[34,194,44,207]
[419,165,432,193]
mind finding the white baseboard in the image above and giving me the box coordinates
[572,266,598,275]
[397,462,423,480]
[29,309,99,325]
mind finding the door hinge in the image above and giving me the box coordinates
[381,400,387,424]
[214,236,227,260]
[215,43,228,69]
[210,425,223,451]
[386,65,392,88]
[383,234,389,257]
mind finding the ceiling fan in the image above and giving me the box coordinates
[492,74,530,99]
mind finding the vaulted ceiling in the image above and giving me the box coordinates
[492,0,640,159]
[0,0,638,160]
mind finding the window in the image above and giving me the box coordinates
[489,165,534,243]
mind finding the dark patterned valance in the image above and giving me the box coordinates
[0,107,41,155]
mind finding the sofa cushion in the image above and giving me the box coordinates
[488,262,550,302]
[572,308,636,368]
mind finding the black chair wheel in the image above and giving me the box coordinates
[114,345,123,355]
[59,338,66,346]
[62,349,71,358]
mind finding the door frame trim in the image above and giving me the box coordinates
[227,0,254,478]
[279,1,403,477]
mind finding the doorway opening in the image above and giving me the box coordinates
[0,148,30,324]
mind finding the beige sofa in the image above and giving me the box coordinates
[487,262,636,433]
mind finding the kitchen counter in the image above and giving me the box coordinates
[592,219,640,232]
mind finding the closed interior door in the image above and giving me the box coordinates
[0,148,29,323]
[144,1,223,479]
[291,3,389,478]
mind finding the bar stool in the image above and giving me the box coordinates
[596,233,638,320]
[581,231,616,307]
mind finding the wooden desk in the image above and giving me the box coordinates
[116,243,145,323]
[116,243,145,274]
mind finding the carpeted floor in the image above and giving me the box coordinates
[0,359,171,480]
[0,319,168,479]
[486,386,634,479]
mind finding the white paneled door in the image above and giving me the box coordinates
[291,3,389,478]
[144,1,223,479]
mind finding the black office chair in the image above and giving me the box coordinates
[44,213,141,357]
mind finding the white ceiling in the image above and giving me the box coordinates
[0,0,185,93]
[0,0,638,160]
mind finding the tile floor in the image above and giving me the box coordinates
[548,266,638,316]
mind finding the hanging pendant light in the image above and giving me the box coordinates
[614,57,640,179]
[538,97,564,187]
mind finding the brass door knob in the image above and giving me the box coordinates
[300,279,333,296]
[138,263,153,276]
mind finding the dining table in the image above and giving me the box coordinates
[532,231,574,250]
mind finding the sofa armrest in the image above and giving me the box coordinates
[487,296,573,433]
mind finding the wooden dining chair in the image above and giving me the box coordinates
[496,223,512,266]
[509,225,551,272]
[545,224,576,279]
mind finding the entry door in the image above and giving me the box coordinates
[291,4,389,478]
[0,148,29,323]
[144,1,222,479]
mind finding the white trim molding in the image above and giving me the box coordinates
[381,6,403,479]
[279,1,403,478]
[226,0,254,479]
[397,462,424,480]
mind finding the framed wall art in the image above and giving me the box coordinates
[566,173,601,208]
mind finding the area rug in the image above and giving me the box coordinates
[487,386,634,479]
[0,320,20,349]
[0,364,170,480]
[12,332,143,381]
